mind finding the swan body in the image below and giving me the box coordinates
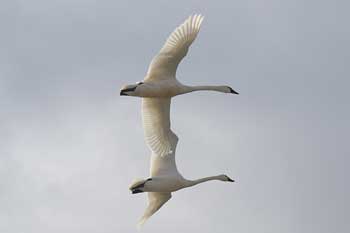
[120,14,237,227]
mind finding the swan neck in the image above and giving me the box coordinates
[185,176,221,187]
[183,85,227,93]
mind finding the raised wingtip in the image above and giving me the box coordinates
[189,13,204,21]
[195,14,204,20]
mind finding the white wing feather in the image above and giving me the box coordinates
[145,14,204,81]
[138,192,172,228]
[142,98,178,158]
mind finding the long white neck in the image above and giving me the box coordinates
[181,85,231,94]
[184,175,222,188]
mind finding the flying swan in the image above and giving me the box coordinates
[120,14,238,227]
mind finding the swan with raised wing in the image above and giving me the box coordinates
[120,14,237,227]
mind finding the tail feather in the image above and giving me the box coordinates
[129,178,146,190]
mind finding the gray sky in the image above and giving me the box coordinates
[1,0,349,232]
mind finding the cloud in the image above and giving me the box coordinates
[1,1,349,232]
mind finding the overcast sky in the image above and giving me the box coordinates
[1,0,349,232]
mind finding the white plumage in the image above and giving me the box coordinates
[120,14,237,227]
[146,14,204,80]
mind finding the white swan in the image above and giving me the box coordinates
[120,14,237,227]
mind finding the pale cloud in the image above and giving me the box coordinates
[1,1,349,232]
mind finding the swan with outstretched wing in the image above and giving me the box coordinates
[121,14,237,227]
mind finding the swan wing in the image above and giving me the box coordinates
[142,97,178,157]
[145,14,204,81]
[138,192,172,227]
[142,97,181,177]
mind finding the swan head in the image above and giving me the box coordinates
[120,82,144,96]
[218,174,235,182]
[226,86,239,94]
